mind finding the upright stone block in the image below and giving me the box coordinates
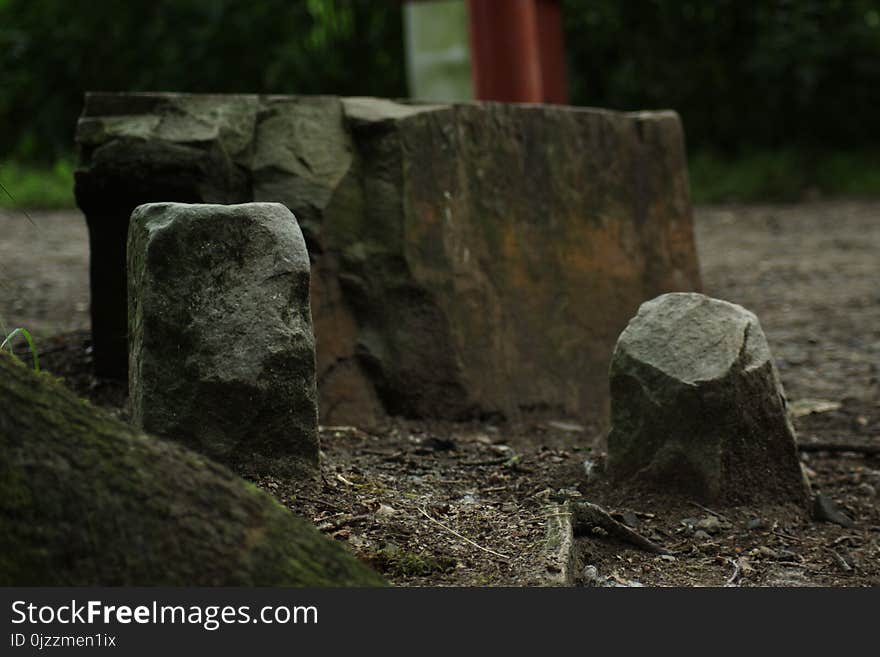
[332,99,700,421]
[127,202,318,474]
[607,293,809,505]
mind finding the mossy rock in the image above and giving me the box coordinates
[0,352,384,586]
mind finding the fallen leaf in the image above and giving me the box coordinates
[789,398,841,418]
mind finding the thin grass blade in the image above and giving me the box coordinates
[1,327,40,371]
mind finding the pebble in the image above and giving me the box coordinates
[751,546,778,558]
[583,458,596,481]
[547,420,586,433]
[813,493,856,528]
[747,517,767,530]
[856,483,876,497]
[580,565,601,587]
[680,517,699,532]
[696,515,722,534]
[375,504,398,518]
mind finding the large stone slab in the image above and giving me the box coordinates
[76,92,702,426]
[128,202,319,474]
[607,292,809,505]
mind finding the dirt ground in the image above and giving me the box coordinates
[1,201,878,587]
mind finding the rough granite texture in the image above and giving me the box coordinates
[607,293,809,505]
[127,202,319,474]
[76,92,702,427]
[0,352,383,586]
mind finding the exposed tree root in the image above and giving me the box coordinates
[798,441,880,456]
[571,501,672,556]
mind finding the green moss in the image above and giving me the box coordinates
[0,351,384,586]
[368,546,456,578]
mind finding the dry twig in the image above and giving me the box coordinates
[459,456,513,467]
[798,441,880,456]
[825,547,853,572]
[418,507,510,560]
[571,501,672,555]
[689,501,730,523]
[725,558,742,586]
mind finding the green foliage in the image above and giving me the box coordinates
[1,1,879,202]
[562,0,880,155]
[0,0,405,162]
[817,151,880,197]
[0,313,39,371]
[0,351,386,587]
[690,149,880,203]
[367,545,456,578]
[0,159,74,208]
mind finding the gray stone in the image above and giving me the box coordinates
[75,94,259,378]
[812,493,855,528]
[580,565,601,587]
[607,292,809,505]
[696,516,723,534]
[857,482,876,498]
[127,202,319,474]
[746,517,767,530]
[76,92,703,426]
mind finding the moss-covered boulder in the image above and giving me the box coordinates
[0,352,384,586]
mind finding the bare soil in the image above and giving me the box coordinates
[1,201,878,587]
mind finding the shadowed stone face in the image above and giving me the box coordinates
[77,93,703,427]
[127,202,318,475]
[607,293,809,505]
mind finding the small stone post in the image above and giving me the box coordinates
[607,293,809,505]
[127,202,319,474]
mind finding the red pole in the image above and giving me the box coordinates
[467,0,543,103]
[535,0,569,104]
[466,0,568,104]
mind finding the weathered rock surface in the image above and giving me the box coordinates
[607,292,809,504]
[128,202,318,474]
[75,94,257,378]
[0,352,383,586]
[76,92,702,426]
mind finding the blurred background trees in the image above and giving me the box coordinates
[2,0,879,203]
[0,0,405,161]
